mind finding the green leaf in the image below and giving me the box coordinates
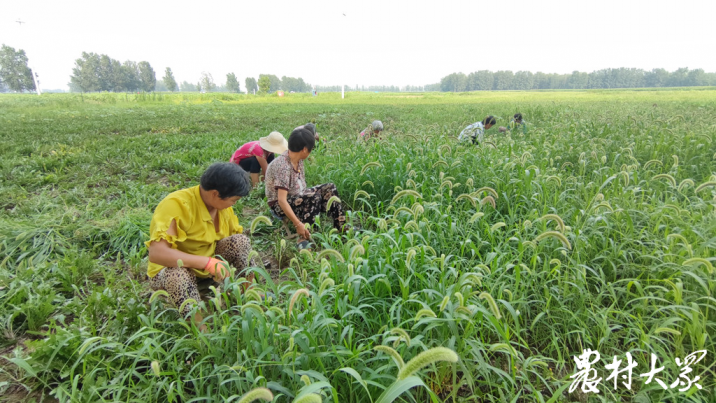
[545,380,572,403]
[338,367,373,403]
[375,376,426,403]
[9,357,37,378]
[294,381,332,401]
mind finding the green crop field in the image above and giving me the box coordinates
[1,89,715,402]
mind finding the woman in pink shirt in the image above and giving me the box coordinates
[230,131,288,187]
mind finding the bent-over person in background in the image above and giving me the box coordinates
[230,131,288,187]
[360,120,384,140]
[499,113,527,134]
[458,116,496,144]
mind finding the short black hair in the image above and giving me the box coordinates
[514,113,522,121]
[200,162,251,199]
[288,128,315,152]
[483,116,496,126]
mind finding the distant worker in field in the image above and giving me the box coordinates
[296,122,323,153]
[230,131,288,187]
[297,122,319,143]
[146,163,260,328]
[458,116,496,144]
[360,120,384,140]
[265,127,348,250]
[499,113,527,134]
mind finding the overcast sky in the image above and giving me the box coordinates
[2,0,715,90]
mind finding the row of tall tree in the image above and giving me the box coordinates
[66,51,245,94]
[156,73,312,94]
[156,71,240,93]
[435,68,716,92]
[69,52,156,92]
[0,44,36,92]
[244,74,312,93]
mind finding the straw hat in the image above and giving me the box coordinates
[259,131,288,154]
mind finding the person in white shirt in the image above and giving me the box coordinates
[458,116,496,144]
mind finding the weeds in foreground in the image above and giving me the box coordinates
[1,91,715,402]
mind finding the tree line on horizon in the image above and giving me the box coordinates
[3,46,716,94]
[64,51,315,94]
[432,67,716,92]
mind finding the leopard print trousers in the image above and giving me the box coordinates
[271,182,346,230]
[148,234,260,316]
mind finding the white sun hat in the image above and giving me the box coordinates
[259,131,288,154]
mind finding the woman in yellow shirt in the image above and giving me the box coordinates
[145,162,259,321]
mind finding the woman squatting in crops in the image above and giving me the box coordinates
[230,131,288,187]
[360,120,384,140]
[264,127,348,250]
[458,116,496,144]
[146,163,260,327]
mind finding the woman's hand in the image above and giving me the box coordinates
[277,189,311,239]
[205,257,230,281]
[296,222,311,240]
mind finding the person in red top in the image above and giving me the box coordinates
[230,131,288,187]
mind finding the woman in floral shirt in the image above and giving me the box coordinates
[264,127,347,248]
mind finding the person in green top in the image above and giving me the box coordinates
[499,113,527,134]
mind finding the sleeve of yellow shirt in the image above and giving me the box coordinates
[145,197,191,250]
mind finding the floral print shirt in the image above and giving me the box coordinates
[265,151,306,205]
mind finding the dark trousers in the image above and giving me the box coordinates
[270,183,346,230]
